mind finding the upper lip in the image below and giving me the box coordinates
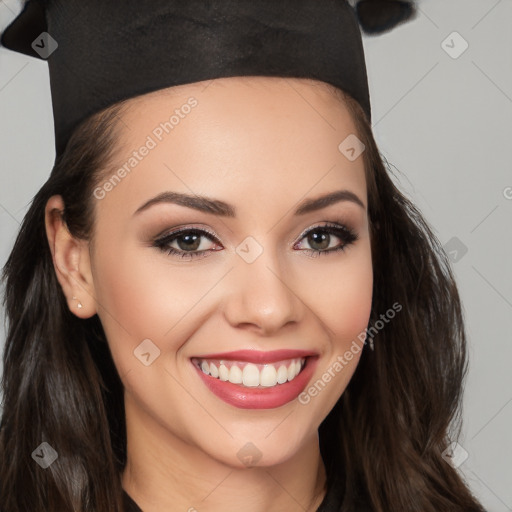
[191,349,318,364]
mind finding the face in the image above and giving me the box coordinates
[87,76,372,468]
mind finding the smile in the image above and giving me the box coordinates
[190,350,319,410]
[191,357,306,388]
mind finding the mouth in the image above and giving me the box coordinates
[190,350,319,409]
[191,356,307,388]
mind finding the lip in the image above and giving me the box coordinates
[191,349,318,364]
[192,355,319,409]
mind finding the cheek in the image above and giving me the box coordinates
[302,244,373,345]
[296,245,372,413]
[91,241,207,370]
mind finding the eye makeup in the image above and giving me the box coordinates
[151,220,359,261]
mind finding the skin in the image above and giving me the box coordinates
[45,76,373,512]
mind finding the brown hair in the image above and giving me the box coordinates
[1,84,486,511]
[321,87,486,511]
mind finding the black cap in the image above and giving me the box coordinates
[1,0,416,159]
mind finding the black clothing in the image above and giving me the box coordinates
[122,479,372,511]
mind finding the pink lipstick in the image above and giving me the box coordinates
[191,349,319,409]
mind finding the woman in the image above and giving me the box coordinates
[0,1,487,511]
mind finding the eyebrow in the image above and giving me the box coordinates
[133,189,366,218]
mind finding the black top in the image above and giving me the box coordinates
[122,478,372,511]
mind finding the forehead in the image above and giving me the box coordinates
[120,76,354,132]
[97,76,366,220]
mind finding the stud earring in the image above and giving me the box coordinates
[72,296,83,309]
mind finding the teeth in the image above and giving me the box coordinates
[195,357,306,388]
[260,365,277,387]
[219,364,229,381]
[277,365,288,384]
[209,362,219,378]
[229,365,243,384]
[287,363,296,381]
[242,363,259,387]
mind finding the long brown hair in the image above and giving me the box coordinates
[1,85,486,511]
[320,87,486,511]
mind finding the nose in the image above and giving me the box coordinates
[221,244,304,336]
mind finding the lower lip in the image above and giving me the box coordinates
[192,357,318,409]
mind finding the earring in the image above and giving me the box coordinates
[72,296,83,309]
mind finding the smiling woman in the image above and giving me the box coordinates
[0,1,488,512]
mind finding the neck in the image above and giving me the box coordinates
[121,394,327,512]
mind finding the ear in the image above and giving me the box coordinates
[45,195,97,318]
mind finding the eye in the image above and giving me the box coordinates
[152,221,358,260]
[293,222,358,257]
[152,227,221,260]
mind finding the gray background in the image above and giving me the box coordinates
[1,0,511,509]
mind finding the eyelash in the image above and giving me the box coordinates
[152,222,358,261]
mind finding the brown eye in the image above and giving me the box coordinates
[294,223,358,257]
[153,228,220,260]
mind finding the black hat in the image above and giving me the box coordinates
[1,0,416,159]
